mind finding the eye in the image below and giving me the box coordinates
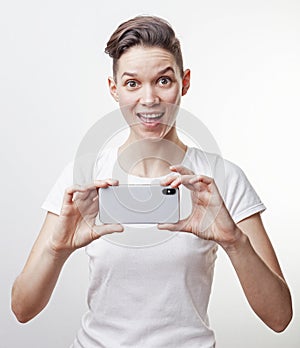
[158,77,172,86]
[126,80,139,89]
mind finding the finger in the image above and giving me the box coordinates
[93,223,124,237]
[94,178,119,188]
[169,176,185,188]
[66,185,87,195]
[161,165,195,187]
[169,164,195,176]
[157,223,179,231]
[188,179,210,193]
[189,175,213,186]
[160,173,180,186]
[73,187,98,202]
[92,194,99,202]
[63,185,87,204]
[169,174,200,190]
[157,218,189,232]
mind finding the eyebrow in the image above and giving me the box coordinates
[121,66,175,79]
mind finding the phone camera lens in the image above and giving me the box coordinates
[162,188,176,195]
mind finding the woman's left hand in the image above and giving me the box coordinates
[158,165,243,248]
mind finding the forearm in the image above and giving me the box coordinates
[223,231,292,332]
[11,243,71,323]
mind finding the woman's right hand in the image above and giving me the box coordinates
[12,179,123,323]
[49,179,124,254]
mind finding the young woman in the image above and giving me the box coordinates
[11,15,292,347]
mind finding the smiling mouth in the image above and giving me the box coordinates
[136,112,164,124]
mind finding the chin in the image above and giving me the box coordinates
[140,125,174,140]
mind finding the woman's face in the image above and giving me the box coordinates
[108,46,190,141]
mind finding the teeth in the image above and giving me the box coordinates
[138,113,163,119]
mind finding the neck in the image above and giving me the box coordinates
[118,129,187,178]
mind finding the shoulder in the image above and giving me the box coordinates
[94,146,118,180]
[186,147,244,179]
[41,160,74,215]
[95,146,118,161]
[55,160,74,186]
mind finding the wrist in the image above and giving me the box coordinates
[220,226,249,255]
[46,221,75,259]
[46,237,74,261]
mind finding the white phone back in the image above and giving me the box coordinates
[99,185,180,224]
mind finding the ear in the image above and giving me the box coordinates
[181,69,191,96]
[108,76,119,102]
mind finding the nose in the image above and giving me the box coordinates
[139,85,159,107]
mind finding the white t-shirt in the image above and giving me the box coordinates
[42,147,265,348]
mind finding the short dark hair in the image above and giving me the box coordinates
[105,15,184,79]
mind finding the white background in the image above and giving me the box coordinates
[1,0,299,347]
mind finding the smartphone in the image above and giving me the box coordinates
[99,184,180,224]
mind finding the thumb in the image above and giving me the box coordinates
[92,224,124,238]
[157,218,189,232]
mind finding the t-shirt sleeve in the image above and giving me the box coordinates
[219,158,266,223]
[41,147,115,215]
[41,162,74,215]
